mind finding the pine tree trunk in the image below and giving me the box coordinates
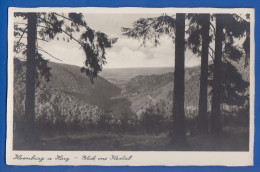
[198,14,210,134]
[24,13,37,134]
[210,14,224,135]
[170,13,186,144]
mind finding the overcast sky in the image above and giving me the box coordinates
[16,13,201,68]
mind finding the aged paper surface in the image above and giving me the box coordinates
[6,7,254,166]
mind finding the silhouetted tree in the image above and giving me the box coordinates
[210,14,224,135]
[186,14,211,134]
[171,13,186,144]
[186,13,250,135]
[25,13,37,132]
[122,13,250,140]
[210,14,250,135]
[14,12,117,135]
[122,14,187,144]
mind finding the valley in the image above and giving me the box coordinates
[101,67,201,119]
[14,59,249,125]
[99,67,175,89]
[13,59,250,151]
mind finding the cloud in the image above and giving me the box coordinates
[105,34,202,68]
[105,47,175,68]
[104,35,175,68]
[15,13,203,70]
[111,37,141,52]
[40,32,201,69]
[105,47,148,68]
[40,40,85,67]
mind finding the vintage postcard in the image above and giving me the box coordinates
[6,7,255,166]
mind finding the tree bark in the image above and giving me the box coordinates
[198,14,210,134]
[24,13,37,133]
[170,13,186,144]
[210,14,224,135]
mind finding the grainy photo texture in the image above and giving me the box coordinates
[6,7,254,166]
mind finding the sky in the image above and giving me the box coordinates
[16,13,202,69]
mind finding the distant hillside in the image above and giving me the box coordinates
[13,59,129,128]
[120,63,249,119]
[49,63,137,120]
[14,58,250,126]
[48,63,120,98]
[121,67,201,118]
[99,67,174,89]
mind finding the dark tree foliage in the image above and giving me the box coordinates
[210,14,250,134]
[122,14,176,46]
[208,60,249,107]
[80,32,117,82]
[122,13,250,138]
[226,14,250,66]
[14,12,117,83]
[186,14,211,134]
[186,14,213,55]
[220,62,249,106]
[185,13,250,135]
[14,12,117,134]
[122,13,187,144]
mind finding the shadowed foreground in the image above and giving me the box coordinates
[14,124,249,151]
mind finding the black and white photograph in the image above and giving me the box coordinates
[6,7,254,166]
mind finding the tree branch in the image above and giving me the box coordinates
[37,47,63,62]
[19,47,27,53]
[210,22,216,36]
[17,27,27,44]
[233,14,248,22]
[54,12,89,30]
[208,51,214,61]
[37,16,83,45]
[222,56,230,63]
[209,46,215,54]
[208,46,215,61]
[54,13,73,23]
[15,36,50,42]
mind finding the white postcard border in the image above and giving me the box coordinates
[6,7,255,166]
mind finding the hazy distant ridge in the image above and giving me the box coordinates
[99,67,175,89]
